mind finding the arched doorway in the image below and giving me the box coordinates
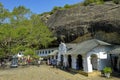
[68,55,72,68]
[113,56,118,71]
[118,62,120,72]
[56,53,58,59]
[117,56,120,72]
[91,54,98,70]
[60,55,64,66]
[76,54,83,70]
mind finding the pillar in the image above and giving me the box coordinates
[57,53,61,65]
[83,56,93,73]
[63,55,67,67]
[72,55,77,69]
[57,53,61,62]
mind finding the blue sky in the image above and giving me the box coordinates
[0,0,83,14]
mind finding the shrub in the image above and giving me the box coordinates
[103,67,112,73]
[83,0,104,6]
[64,4,71,8]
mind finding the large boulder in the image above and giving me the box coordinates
[47,2,120,44]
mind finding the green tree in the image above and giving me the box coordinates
[0,24,13,56]
[0,3,10,24]
[28,14,54,48]
[24,48,35,56]
[0,3,54,58]
[12,6,31,21]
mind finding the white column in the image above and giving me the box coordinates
[57,52,61,65]
[63,55,67,67]
[83,56,93,73]
[97,58,100,70]
[57,52,61,62]
[72,55,77,69]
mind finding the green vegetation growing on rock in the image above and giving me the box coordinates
[40,3,80,16]
[83,0,120,6]
[83,0,104,6]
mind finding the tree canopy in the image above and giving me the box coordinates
[0,3,54,58]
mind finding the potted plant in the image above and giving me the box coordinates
[103,67,112,78]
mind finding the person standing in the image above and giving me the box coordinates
[52,59,57,68]
[38,59,41,67]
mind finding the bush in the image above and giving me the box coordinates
[103,67,112,73]
[64,4,71,8]
[83,0,104,6]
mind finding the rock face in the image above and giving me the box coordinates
[47,2,120,44]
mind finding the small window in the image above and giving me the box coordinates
[43,51,44,54]
[19,53,22,55]
[45,51,47,54]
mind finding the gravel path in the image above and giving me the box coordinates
[0,65,119,80]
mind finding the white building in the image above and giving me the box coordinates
[36,48,57,58]
[57,39,112,75]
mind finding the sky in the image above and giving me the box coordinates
[0,0,83,14]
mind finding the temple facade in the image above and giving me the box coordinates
[57,39,112,73]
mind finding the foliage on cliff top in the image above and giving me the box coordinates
[83,0,120,6]
[40,0,119,17]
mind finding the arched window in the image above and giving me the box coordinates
[45,51,47,54]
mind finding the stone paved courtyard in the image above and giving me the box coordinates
[0,65,119,80]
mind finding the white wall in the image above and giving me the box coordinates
[86,46,111,72]
[36,48,57,57]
